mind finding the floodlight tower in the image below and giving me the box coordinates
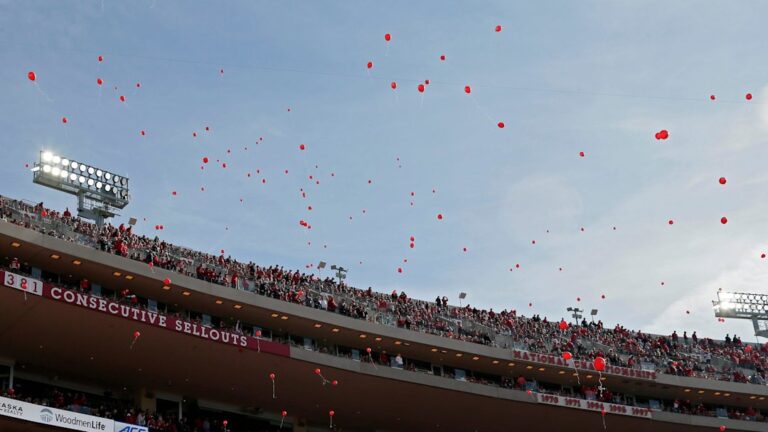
[712,290,768,339]
[31,151,130,226]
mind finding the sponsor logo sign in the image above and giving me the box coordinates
[0,396,114,431]
[115,422,149,432]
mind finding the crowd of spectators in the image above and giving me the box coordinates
[1,195,767,388]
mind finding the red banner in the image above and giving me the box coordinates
[1,270,289,357]
[537,393,654,418]
[512,350,657,380]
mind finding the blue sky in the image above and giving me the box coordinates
[2,0,768,341]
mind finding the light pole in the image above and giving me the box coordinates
[330,265,347,285]
[712,290,768,339]
[31,151,130,226]
[566,307,584,324]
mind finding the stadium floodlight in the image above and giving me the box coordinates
[32,150,130,226]
[712,290,768,338]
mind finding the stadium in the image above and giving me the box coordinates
[4,2,768,432]
[0,190,767,431]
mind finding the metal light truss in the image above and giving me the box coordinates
[712,290,768,338]
[32,151,130,209]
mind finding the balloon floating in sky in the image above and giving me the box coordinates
[62,117,68,124]
[497,122,505,128]
[719,177,726,185]
[203,157,209,164]
[119,95,126,102]
[593,356,606,372]
[440,54,446,61]
[495,24,502,32]
[27,71,36,81]
[384,33,391,42]
[710,95,716,100]
[299,144,306,150]
[437,213,443,220]
[464,85,471,94]
[655,129,669,140]
[98,55,103,62]
[367,61,373,69]
[579,151,585,157]
[418,84,425,93]
[720,216,728,224]
[391,81,397,89]
[746,93,753,100]
[96,78,103,86]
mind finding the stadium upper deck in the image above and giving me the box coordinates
[0,193,767,431]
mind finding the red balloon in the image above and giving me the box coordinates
[440,55,446,61]
[668,219,674,225]
[203,157,209,164]
[497,121,505,128]
[495,24,502,32]
[424,79,430,85]
[719,177,726,185]
[397,267,403,273]
[366,347,371,353]
[98,55,103,62]
[593,356,606,372]
[579,151,585,157]
[720,216,728,224]
[391,81,397,89]
[163,277,171,285]
[222,420,228,427]
[418,84,425,93]
[314,368,321,375]
[281,411,287,417]
[255,330,262,337]
[119,95,126,102]
[746,93,753,100]
[331,380,338,386]
[329,410,335,417]
[133,331,141,338]
[62,117,68,124]
[140,130,146,136]
[269,373,276,380]
[27,71,36,81]
[656,129,669,140]
[558,320,568,331]
[97,78,103,86]
[720,426,726,432]
[299,144,306,150]
[437,213,443,220]
[367,61,373,69]
[562,351,572,360]
[710,95,716,100]
[464,85,471,94]
[384,33,391,42]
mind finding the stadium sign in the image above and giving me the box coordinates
[3,271,43,296]
[512,350,657,380]
[0,395,117,432]
[536,393,654,419]
[0,271,289,357]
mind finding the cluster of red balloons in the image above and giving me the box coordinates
[654,129,669,140]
